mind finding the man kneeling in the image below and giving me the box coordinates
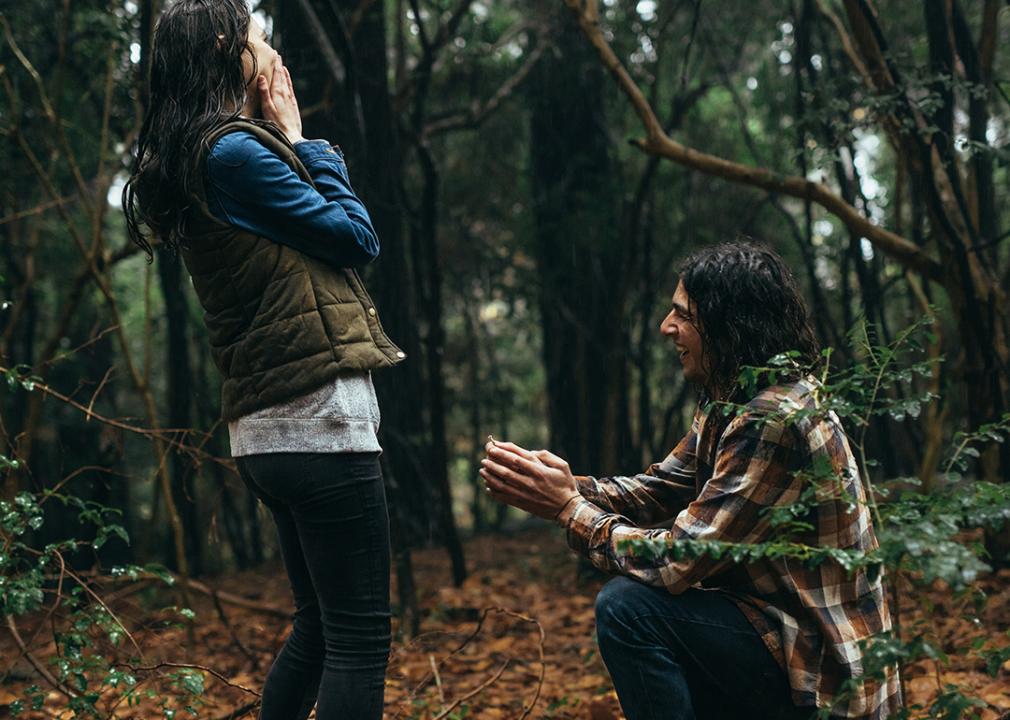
[481,242,901,720]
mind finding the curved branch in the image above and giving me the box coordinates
[293,0,346,84]
[115,661,262,696]
[432,660,509,720]
[424,38,548,137]
[4,615,79,700]
[561,0,943,284]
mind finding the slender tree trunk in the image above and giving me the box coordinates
[528,4,627,477]
[414,143,466,584]
[157,248,202,575]
[382,453,420,637]
[461,295,487,532]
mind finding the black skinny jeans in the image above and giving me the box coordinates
[236,452,390,720]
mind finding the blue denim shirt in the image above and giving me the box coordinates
[205,132,378,267]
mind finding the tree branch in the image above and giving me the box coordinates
[407,0,432,53]
[428,0,476,58]
[424,37,548,137]
[114,662,261,696]
[561,0,943,283]
[0,16,94,214]
[4,615,79,700]
[815,0,873,88]
[978,0,999,80]
[293,0,347,84]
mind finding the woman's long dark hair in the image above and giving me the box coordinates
[678,240,820,398]
[123,0,255,257]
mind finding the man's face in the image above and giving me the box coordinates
[660,281,708,386]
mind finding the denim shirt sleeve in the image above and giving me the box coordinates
[205,132,378,268]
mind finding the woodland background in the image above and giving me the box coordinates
[1,0,1010,718]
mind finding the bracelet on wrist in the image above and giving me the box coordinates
[554,494,581,522]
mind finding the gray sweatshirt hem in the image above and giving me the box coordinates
[229,417,381,457]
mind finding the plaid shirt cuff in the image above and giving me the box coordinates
[557,496,607,557]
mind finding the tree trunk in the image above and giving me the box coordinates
[528,4,628,477]
[413,143,466,584]
[157,248,202,575]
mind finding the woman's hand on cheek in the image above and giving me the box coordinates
[259,55,304,145]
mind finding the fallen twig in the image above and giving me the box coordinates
[433,659,510,720]
[100,578,152,605]
[176,577,290,619]
[393,606,546,719]
[210,588,260,667]
[57,551,144,658]
[430,653,445,708]
[212,700,261,720]
[94,572,291,618]
[114,661,261,697]
[516,608,546,720]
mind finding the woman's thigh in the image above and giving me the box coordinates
[237,454,320,616]
[237,452,391,629]
[290,454,391,624]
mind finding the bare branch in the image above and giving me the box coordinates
[4,615,79,700]
[978,0,999,80]
[433,660,510,720]
[407,0,432,52]
[424,39,548,137]
[393,606,546,720]
[561,0,943,283]
[0,366,234,472]
[163,576,290,618]
[0,194,79,226]
[397,0,476,104]
[209,589,260,666]
[0,15,95,214]
[115,662,262,696]
[815,0,873,89]
[293,0,347,84]
[428,0,476,57]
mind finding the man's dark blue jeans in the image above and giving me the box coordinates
[236,452,390,720]
[595,576,813,720]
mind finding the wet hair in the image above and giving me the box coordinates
[677,240,820,397]
[123,0,255,257]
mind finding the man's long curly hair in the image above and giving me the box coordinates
[677,240,820,398]
[123,0,255,257]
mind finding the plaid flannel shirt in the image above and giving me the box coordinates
[557,377,902,718]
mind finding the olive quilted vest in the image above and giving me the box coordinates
[181,119,403,421]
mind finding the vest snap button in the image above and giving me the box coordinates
[396,351,406,359]
[368,307,376,316]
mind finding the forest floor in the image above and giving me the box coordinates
[2,524,1010,719]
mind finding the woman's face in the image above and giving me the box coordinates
[241,19,278,115]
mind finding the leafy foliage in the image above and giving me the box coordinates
[1,380,202,718]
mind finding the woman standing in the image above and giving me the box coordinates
[123,2,403,718]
